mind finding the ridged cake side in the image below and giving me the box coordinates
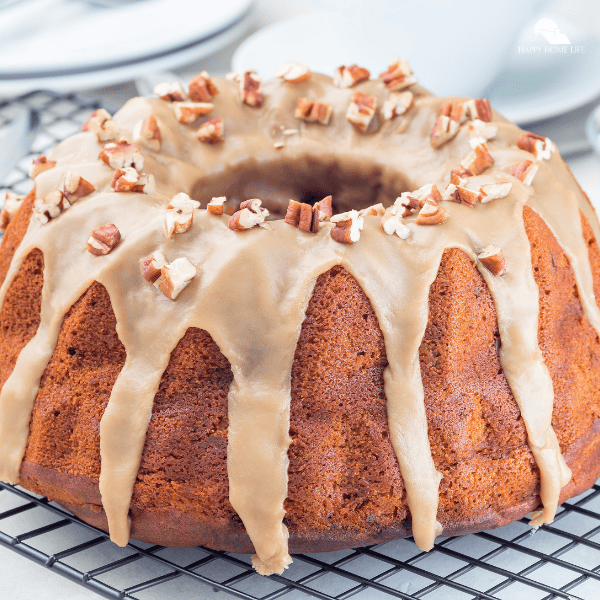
[1,197,599,552]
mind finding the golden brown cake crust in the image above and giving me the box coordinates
[9,201,600,552]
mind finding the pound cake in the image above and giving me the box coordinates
[1,58,600,576]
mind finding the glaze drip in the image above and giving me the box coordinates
[0,71,598,575]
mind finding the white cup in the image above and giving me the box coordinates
[317,0,549,97]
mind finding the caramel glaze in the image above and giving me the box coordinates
[0,72,599,575]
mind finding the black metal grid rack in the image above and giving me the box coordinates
[2,91,600,600]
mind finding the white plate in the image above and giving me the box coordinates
[0,8,253,96]
[0,0,252,77]
[233,9,600,126]
[485,16,600,124]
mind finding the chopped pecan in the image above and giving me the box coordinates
[314,195,333,220]
[506,160,538,186]
[379,57,417,90]
[29,155,57,179]
[87,223,121,256]
[228,198,269,231]
[430,115,459,148]
[382,91,413,120]
[416,197,450,225]
[479,182,512,203]
[81,108,120,141]
[359,203,386,217]
[99,140,144,171]
[153,81,188,102]
[111,168,155,194]
[464,98,492,122]
[330,209,364,243]
[285,199,315,232]
[381,205,411,239]
[294,98,333,125]
[234,71,263,107]
[516,132,555,160]
[207,196,226,215]
[160,257,196,300]
[397,184,442,217]
[165,192,199,235]
[333,65,370,88]
[173,101,214,124]
[346,91,377,132]
[442,183,482,207]
[478,244,506,276]
[0,192,24,230]
[34,190,69,224]
[468,119,498,147]
[63,171,95,202]
[142,250,167,283]
[439,100,467,125]
[197,117,224,143]
[188,71,219,102]
[460,143,494,175]
[274,60,311,83]
[132,115,161,151]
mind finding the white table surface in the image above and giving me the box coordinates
[2,0,600,598]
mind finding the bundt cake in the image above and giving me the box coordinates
[1,58,600,576]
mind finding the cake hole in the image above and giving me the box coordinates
[191,155,411,218]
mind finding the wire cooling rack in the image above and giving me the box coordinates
[2,91,600,600]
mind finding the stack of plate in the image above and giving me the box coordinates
[0,0,253,96]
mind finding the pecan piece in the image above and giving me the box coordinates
[81,108,120,141]
[442,183,482,207]
[379,57,417,90]
[87,224,121,256]
[274,60,311,83]
[197,117,224,143]
[478,244,506,276]
[415,188,449,226]
[0,192,24,230]
[360,203,386,217]
[439,100,468,125]
[99,140,144,171]
[142,250,167,283]
[111,168,155,194]
[29,155,57,179]
[468,119,498,147]
[153,81,188,102]
[294,98,333,125]
[284,200,314,232]
[314,195,333,220]
[132,115,161,151]
[333,64,370,88]
[464,98,492,122]
[188,71,219,102]
[165,193,199,238]
[516,132,555,160]
[460,143,494,175]
[330,209,364,243]
[173,102,214,124]
[346,91,377,132]
[430,115,459,148]
[207,196,226,215]
[160,257,196,300]
[228,198,269,231]
[381,205,411,239]
[234,71,263,107]
[382,91,413,120]
[63,171,95,202]
[34,190,70,225]
[479,182,512,203]
[506,160,538,186]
